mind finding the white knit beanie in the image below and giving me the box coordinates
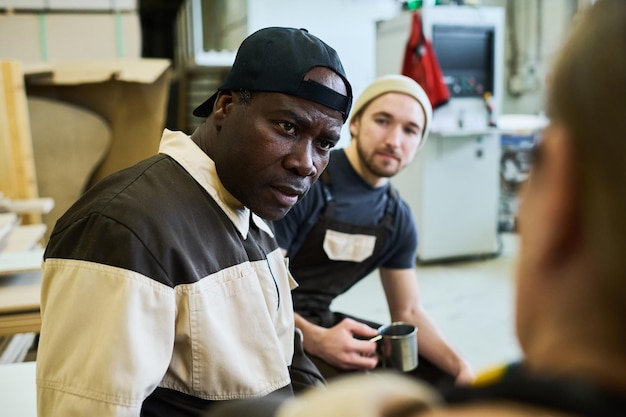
[350,74,433,148]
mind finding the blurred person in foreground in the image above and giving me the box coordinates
[273,73,473,389]
[206,0,626,415]
[36,26,352,417]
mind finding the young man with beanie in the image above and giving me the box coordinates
[36,27,352,417]
[274,74,474,389]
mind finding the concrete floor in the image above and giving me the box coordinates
[331,232,522,374]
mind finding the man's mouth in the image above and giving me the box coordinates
[271,184,305,206]
[375,151,401,163]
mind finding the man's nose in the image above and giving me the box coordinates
[384,125,403,148]
[285,140,317,177]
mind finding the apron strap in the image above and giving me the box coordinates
[320,169,336,217]
[381,184,398,229]
[321,169,399,227]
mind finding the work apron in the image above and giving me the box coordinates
[289,173,397,326]
[289,174,455,390]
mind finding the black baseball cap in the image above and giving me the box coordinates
[192,27,353,122]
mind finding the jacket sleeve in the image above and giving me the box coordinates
[36,257,176,417]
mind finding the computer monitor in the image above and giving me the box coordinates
[432,24,495,98]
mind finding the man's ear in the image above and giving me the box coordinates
[213,91,235,124]
[349,116,360,138]
[542,123,581,262]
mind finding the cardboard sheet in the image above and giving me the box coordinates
[25,58,172,187]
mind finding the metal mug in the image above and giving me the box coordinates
[375,322,418,372]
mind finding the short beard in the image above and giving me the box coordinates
[356,137,397,179]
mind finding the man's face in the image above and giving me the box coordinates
[350,92,426,179]
[212,89,345,221]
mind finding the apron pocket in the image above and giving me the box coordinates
[323,229,376,262]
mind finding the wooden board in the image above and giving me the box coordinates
[0,213,18,247]
[0,270,41,337]
[0,249,44,276]
[1,224,47,253]
[0,314,40,336]
[0,271,41,315]
[0,61,41,225]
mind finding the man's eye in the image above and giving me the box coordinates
[404,127,419,136]
[319,140,335,151]
[279,122,297,135]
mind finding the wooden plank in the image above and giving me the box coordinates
[0,314,40,326]
[0,313,41,336]
[2,224,47,253]
[0,60,40,225]
[0,197,54,214]
[0,272,41,315]
[0,212,18,246]
[0,249,44,276]
[0,66,16,197]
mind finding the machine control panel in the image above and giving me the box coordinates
[444,73,490,97]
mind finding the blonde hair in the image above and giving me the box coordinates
[547,0,626,319]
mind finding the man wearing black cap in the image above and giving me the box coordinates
[36,27,352,417]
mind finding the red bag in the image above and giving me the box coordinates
[401,10,450,108]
